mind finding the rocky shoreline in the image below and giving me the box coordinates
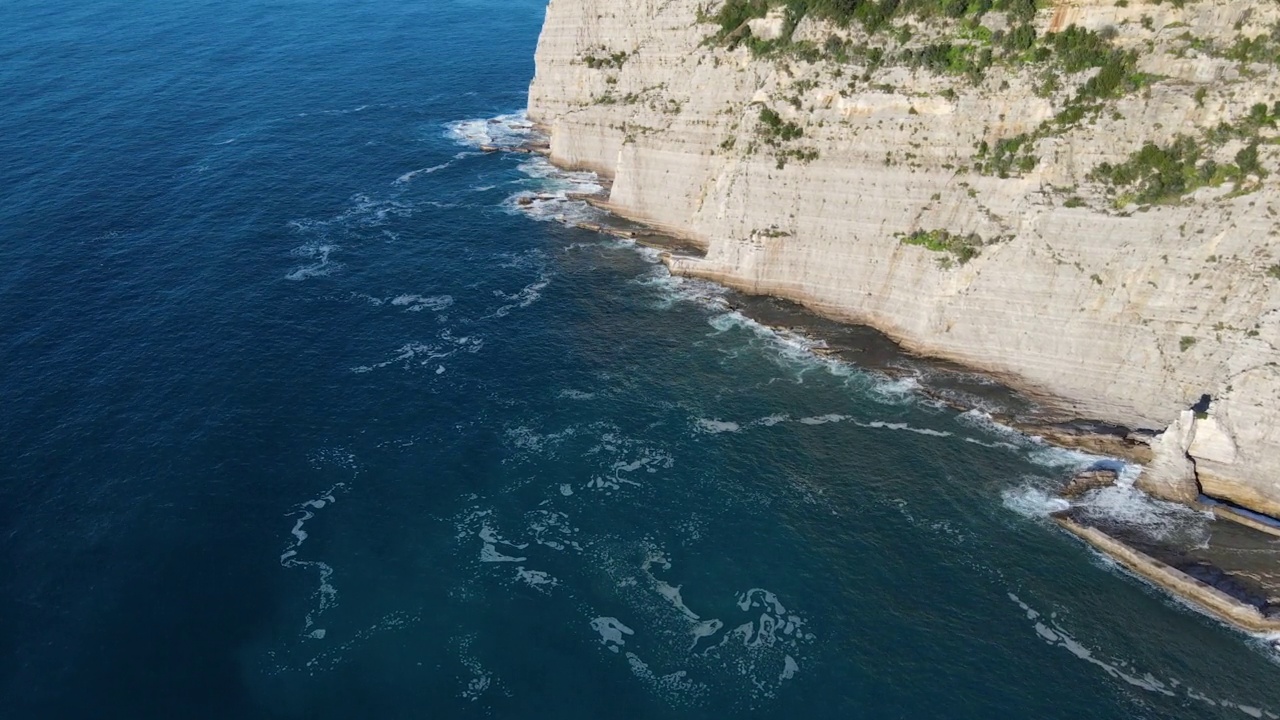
[502,129,1280,640]
[1054,515,1280,634]
[527,0,1280,528]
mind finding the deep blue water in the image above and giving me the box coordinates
[4,1,1280,718]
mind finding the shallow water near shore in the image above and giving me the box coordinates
[4,1,1280,718]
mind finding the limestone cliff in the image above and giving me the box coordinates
[528,0,1280,516]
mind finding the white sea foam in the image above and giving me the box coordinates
[856,419,952,437]
[286,243,340,281]
[505,165,606,226]
[956,409,1023,438]
[779,655,799,681]
[478,525,528,563]
[590,616,635,653]
[279,482,348,638]
[288,194,413,236]
[504,424,578,455]
[488,272,551,318]
[351,331,482,374]
[349,292,385,306]
[697,411,953,439]
[963,436,1022,450]
[589,448,673,492]
[689,619,725,650]
[578,541,814,706]
[1008,593,1173,694]
[1009,593,1276,716]
[636,269,731,311]
[455,635,499,702]
[389,293,454,312]
[621,652,707,704]
[445,112,534,150]
[1026,442,1105,470]
[288,609,420,675]
[705,310,870,389]
[283,192,417,278]
[393,161,452,185]
[867,375,922,405]
[999,446,1154,531]
[798,414,848,425]
[959,409,1110,471]
[527,509,581,553]
[695,419,741,434]
[1071,466,1211,544]
[1001,481,1072,518]
[446,112,609,226]
[637,551,705,623]
[514,566,558,592]
[579,429,675,493]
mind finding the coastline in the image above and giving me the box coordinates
[1053,516,1280,635]
[521,121,1156,460]
[502,126,1280,640]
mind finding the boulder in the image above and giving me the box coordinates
[1062,469,1119,498]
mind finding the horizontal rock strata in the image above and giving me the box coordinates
[529,0,1280,516]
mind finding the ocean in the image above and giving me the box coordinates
[2,1,1279,717]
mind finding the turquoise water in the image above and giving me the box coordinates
[3,1,1279,717]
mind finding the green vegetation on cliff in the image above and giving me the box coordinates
[1090,103,1277,205]
[709,0,1159,178]
[896,228,989,265]
[712,0,1040,41]
[701,0,1275,188]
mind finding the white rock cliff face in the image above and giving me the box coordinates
[528,0,1280,516]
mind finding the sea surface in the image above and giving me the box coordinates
[3,1,1280,718]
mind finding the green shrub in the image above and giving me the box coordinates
[899,228,986,264]
[758,106,804,142]
[1090,135,1208,204]
[1048,25,1117,73]
[714,0,770,40]
[583,51,629,69]
[976,133,1039,176]
[1236,142,1262,177]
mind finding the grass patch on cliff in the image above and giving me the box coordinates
[709,0,1044,51]
[1089,136,1214,205]
[754,106,819,167]
[1090,104,1275,205]
[704,3,1164,182]
[897,228,987,265]
[582,50,629,69]
[975,43,1146,177]
[716,0,1042,34]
